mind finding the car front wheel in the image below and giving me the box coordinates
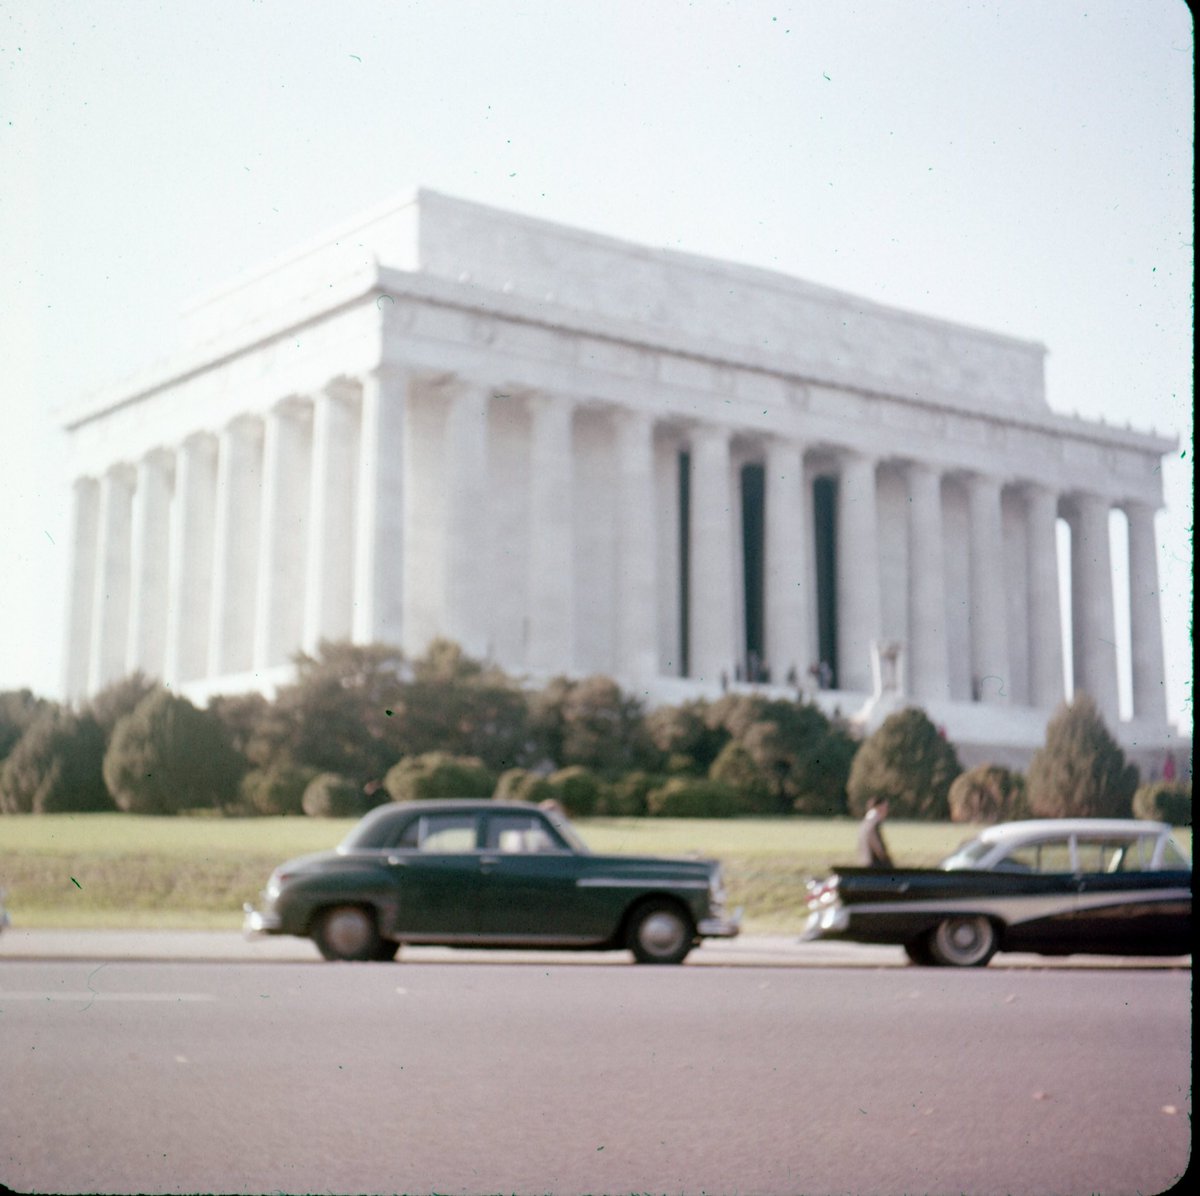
[928,915,998,967]
[312,905,387,962]
[627,901,694,965]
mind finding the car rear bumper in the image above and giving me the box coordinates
[243,903,283,936]
[801,903,849,941]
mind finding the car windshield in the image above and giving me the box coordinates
[542,808,590,854]
[940,838,993,870]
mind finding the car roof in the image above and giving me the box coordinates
[973,818,1171,845]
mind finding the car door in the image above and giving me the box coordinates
[385,811,483,939]
[1072,833,1189,954]
[474,810,597,942]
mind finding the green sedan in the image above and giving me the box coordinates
[244,799,740,964]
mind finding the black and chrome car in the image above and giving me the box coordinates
[245,799,740,963]
[803,818,1191,967]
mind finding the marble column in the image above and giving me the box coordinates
[304,381,359,654]
[1124,500,1167,723]
[906,462,950,702]
[87,464,136,693]
[443,381,491,658]
[526,392,575,674]
[614,409,659,678]
[1026,484,1065,709]
[164,433,218,685]
[354,365,408,647]
[764,438,809,686]
[209,415,263,676]
[966,473,1010,703]
[689,424,737,684]
[126,449,174,678]
[63,477,99,700]
[1069,493,1120,722]
[254,399,312,670]
[836,451,881,694]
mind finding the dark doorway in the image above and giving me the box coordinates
[813,476,838,689]
[741,463,765,681]
[678,450,690,677]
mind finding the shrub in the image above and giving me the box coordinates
[1132,780,1192,826]
[302,772,367,818]
[645,777,740,818]
[596,771,662,816]
[383,752,497,803]
[1026,695,1138,819]
[543,766,602,817]
[708,740,773,809]
[103,690,245,814]
[947,764,1028,824]
[240,764,319,816]
[0,708,113,814]
[846,707,961,820]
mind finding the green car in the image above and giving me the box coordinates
[244,799,741,964]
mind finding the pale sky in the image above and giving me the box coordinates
[1,0,1192,730]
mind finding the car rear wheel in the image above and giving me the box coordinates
[627,901,694,965]
[312,905,386,962]
[928,916,998,967]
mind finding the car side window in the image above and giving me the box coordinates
[1075,837,1140,874]
[396,814,479,852]
[1019,840,1073,874]
[485,813,565,854]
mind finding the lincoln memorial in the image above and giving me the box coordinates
[61,190,1177,765]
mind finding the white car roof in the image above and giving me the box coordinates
[973,818,1171,845]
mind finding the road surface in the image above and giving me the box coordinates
[0,948,1190,1195]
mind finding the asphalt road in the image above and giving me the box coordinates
[0,950,1190,1196]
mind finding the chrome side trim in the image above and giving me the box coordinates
[576,877,710,889]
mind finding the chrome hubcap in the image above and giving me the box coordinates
[640,911,686,956]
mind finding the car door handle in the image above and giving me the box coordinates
[479,855,500,872]
[387,856,408,867]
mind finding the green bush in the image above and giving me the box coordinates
[708,741,774,812]
[646,777,740,818]
[240,764,319,816]
[947,764,1028,824]
[0,708,113,814]
[302,773,367,818]
[596,770,661,816]
[103,691,245,815]
[543,766,602,817]
[383,752,497,803]
[846,707,961,820]
[1132,780,1192,826]
[1026,695,1138,819]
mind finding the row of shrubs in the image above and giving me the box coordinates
[243,747,1192,828]
[1,639,1191,824]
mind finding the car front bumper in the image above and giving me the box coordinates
[698,907,743,939]
[243,903,283,936]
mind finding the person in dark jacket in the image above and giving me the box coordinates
[857,796,894,867]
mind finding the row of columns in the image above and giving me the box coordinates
[65,369,1168,728]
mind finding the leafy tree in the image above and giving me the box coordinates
[0,708,113,814]
[86,672,161,739]
[209,692,276,769]
[645,700,727,775]
[383,752,497,803]
[1132,779,1191,826]
[947,764,1028,824]
[1026,695,1138,819]
[103,690,246,814]
[255,641,409,782]
[542,766,603,817]
[847,707,961,820]
[0,688,52,764]
[530,675,657,775]
[302,772,368,818]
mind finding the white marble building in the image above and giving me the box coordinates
[62,190,1178,764]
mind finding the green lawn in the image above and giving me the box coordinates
[1,814,1190,934]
